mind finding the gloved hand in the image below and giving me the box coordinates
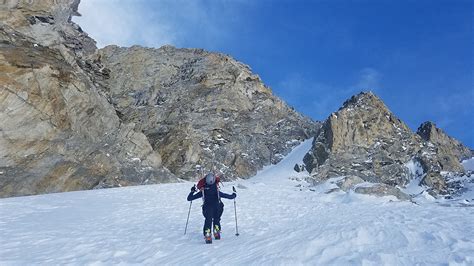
[232,186,237,198]
[191,186,196,192]
[232,193,236,199]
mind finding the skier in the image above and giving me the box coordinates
[187,172,236,244]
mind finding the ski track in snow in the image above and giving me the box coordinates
[1,139,474,265]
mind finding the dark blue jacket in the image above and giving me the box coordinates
[187,183,235,206]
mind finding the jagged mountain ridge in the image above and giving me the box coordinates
[303,92,473,196]
[1,0,471,199]
[0,0,318,197]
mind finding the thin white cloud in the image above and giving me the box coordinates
[437,90,474,113]
[277,73,349,120]
[435,89,474,128]
[353,67,381,92]
[276,68,384,120]
[73,0,176,48]
[72,0,251,49]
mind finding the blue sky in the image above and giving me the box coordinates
[74,0,473,148]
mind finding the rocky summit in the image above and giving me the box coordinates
[0,0,317,197]
[303,92,473,197]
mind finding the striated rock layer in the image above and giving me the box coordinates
[0,0,178,197]
[0,0,318,197]
[303,92,473,196]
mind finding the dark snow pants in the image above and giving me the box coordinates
[202,202,224,235]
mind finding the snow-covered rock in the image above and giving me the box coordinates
[336,175,365,192]
[354,183,411,201]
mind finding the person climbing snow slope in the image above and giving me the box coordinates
[187,172,236,244]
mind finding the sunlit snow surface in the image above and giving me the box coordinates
[1,139,473,265]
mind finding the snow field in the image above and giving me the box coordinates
[1,180,473,265]
[1,139,473,265]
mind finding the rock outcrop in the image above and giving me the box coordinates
[0,0,173,197]
[354,183,411,201]
[417,121,472,171]
[96,45,318,179]
[303,92,473,196]
[0,0,318,197]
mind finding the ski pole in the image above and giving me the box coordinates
[184,200,192,235]
[233,186,239,236]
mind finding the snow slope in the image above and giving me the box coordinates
[462,158,474,171]
[1,139,474,265]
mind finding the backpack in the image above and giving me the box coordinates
[197,174,221,191]
[197,173,222,204]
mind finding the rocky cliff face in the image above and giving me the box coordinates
[303,92,472,196]
[96,45,318,179]
[0,0,318,197]
[0,0,175,197]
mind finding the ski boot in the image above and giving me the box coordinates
[204,229,212,244]
[213,225,221,240]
